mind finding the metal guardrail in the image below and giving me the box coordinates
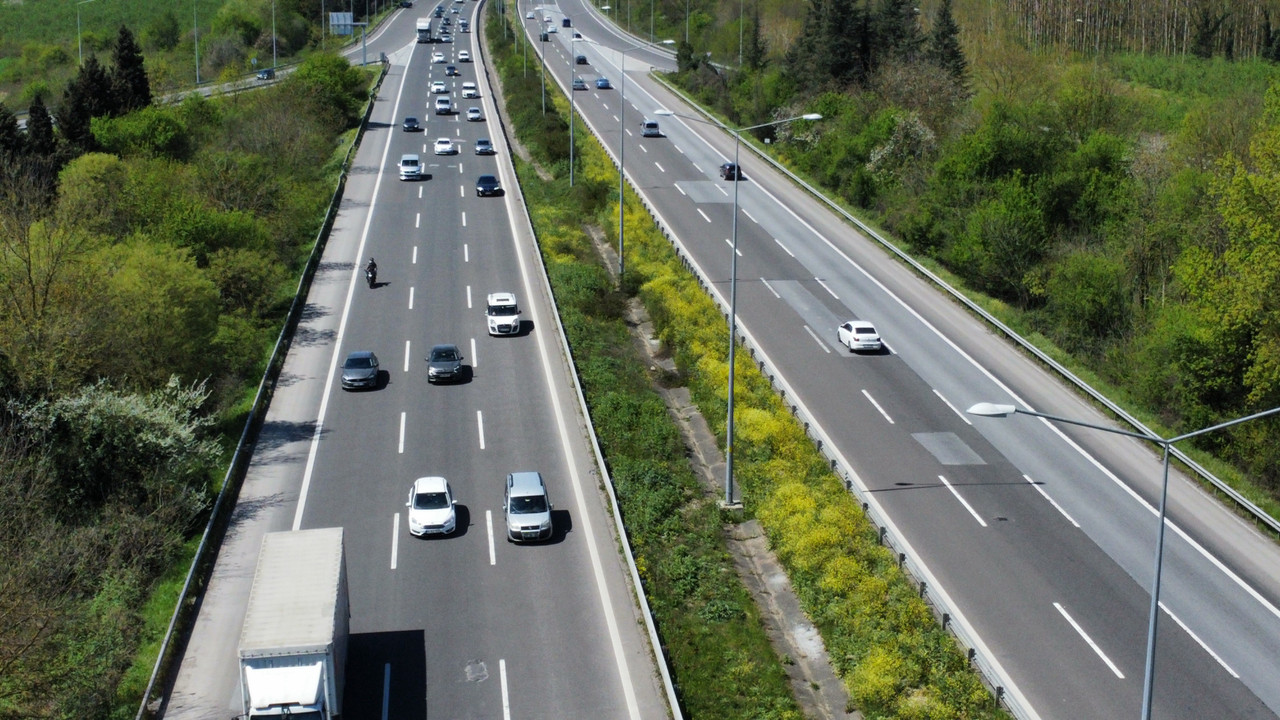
[133,62,389,720]
[648,76,1280,539]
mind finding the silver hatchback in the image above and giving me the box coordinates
[503,472,553,542]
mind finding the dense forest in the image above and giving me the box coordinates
[654,0,1280,506]
[0,28,370,715]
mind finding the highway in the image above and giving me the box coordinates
[528,0,1280,718]
[161,4,669,719]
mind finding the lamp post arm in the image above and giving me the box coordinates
[1169,405,1280,444]
[1010,407,1160,443]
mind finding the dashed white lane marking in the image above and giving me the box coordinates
[476,410,485,449]
[381,663,392,720]
[933,388,971,424]
[939,475,987,527]
[467,285,472,308]
[470,337,477,368]
[1159,601,1238,678]
[654,162,665,172]
[743,208,757,224]
[1024,474,1080,528]
[723,238,742,256]
[412,246,418,263]
[404,341,411,373]
[500,659,511,719]
[814,277,839,299]
[390,514,399,569]
[462,211,467,227]
[408,286,414,309]
[398,412,406,454]
[697,208,711,223]
[486,509,496,566]
[1054,602,1124,679]
[862,389,893,424]
[774,237,795,257]
[415,212,421,228]
[760,278,781,298]
[802,325,830,353]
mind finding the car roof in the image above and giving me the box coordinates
[487,291,516,304]
[507,471,545,495]
[401,153,419,160]
[412,475,449,493]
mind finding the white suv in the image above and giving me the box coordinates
[485,292,521,335]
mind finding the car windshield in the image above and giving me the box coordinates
[413,491,450,510]
[509,495,548,514]
[344,356,375,369]
[431,349,458,361]
[479,176,497,184]
[488,304,517,316]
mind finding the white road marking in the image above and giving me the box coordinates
[723,238,742,256]
[862,389,893,424]
[408,286,414,309]
[638,144,647,153]
[697,208,711,223]
[500,659,511,719]
[1054,602,1124,678]
[404,341,411,373]
[390,513,399,569]
[381,663,391,720]
[398,412,406,454]
[654,162,665,172]
[814,277,839,299]
[462,211,467,227]
[418,186,423,199]
[486,509,496,565]
[467,285,472,308]
[939,475,987,527]
[933,388,970,424]
[744,208,757,224]
[1159,601,1238,678]
[675,183,686,196]
[774,237,795,257]
[470,337,477,367]
[476,410,485,449]
[1024,474,1080,528]
[415,212,421,228]
[716,185,727,196]
[412,246,418,263]
[464,244,470,262]
[611,113,618,122]
[802,325,830,353]
[625,127,632,137]
[459,184,464,197]
[458,162,463,175]
[760,278,781,299]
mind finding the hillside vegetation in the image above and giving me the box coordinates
[658,0,1280,509]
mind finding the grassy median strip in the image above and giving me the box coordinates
[486,7,1010,719]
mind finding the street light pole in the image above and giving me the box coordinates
[77,0,99,68]
[272,0,278,69]
[570,33,577,186]
[965,401,1280,720]
[654,109,821,506]
[614,39,672,281]
[193,0,201,84]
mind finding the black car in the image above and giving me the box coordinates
[719,162,740,180]
[476,174,503,196]
[341,351,380,390]
[575,54,588,65]
[539,31,548,42]
[445,65,459,76]
[561,17,571,26]
[398,0,413,7]
[256,68,275,80]
[403,116,422,132]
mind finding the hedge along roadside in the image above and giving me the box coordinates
[130,61,388,720]
[487,11,1012,720]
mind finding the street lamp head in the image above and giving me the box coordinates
[654,109,674,117]
[801,113,822,121]
[967,402,1018,417]
[658,39,675,45]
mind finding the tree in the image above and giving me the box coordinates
[0,103,23,157]
[285,52,368,130]
[143,10,182,51]
[111,26,152,113]
[25,95,58,158]
[58,56,117,152]
[875,0,922,62]
[742,2,767,71]
[926,0,966,85]
[1191,4,1228,59]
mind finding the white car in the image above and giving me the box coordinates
[546,24,556,33]
[461,81,479,98]
[398,153,421,180]
[486,293,521,335]
[433,137,457,155]
[466,107,483,121]
[405,476,457,537]
[458,50,471,62]
[525,10,535,18]
[837,320,883,353]
[432,51,446,63]
[431,80,448,94]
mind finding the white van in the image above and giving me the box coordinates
[461,81,479,98]
[399,154,421,180]
[640,118,660,137]
[435,96,452,115]
[485,292,521,335]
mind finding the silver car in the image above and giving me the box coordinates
[427,343,463,383]
[341,351,379,389]
[503,471,553,542]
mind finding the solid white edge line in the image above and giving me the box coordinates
[398,412,406,454]
[938,475,987,527]
[1159,600,1239,678]
[500,659,511,720]
[862,389,894,424]
[293,41,416,531]
[486,509,496,566]
[1024,474,1081,528]
[476,410,485,449]
[381,663,391,720]
[404,340,411,373]
[390,513,399,569]
[802,325,831,353]
[1054,602,1125,679]
[932,388,972,425]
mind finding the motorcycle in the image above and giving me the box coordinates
[365,266,377,288]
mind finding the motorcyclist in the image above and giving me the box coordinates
[365,258,378,286]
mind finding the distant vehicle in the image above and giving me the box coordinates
[546,25,557,33]
[466,107,483,121]
[719,162,739,180]
[439,33,453,42]
[459,19,469,31]
[433,5,444,16]
[399,153,422,180]
[486,292,521,335]
[458,50,472,61]
[433,137,457,155]
[402,116,422,132]
[474,138,495,155]
[340,351,380,390]
[451,5,459,12]
[539,31,548,42]
[427,344,463,383]
[573,31,582,38]
[416,18,432,42]
[572,78,587,91]
[595,77,611,89]
[431,80,448,93]
[432,51,445,62]
[461,81,479,98]
[526,10,535,19]
[640,118,660,137]
[837,320,883,353]
[399,0,413,7]
[405,476,457,537]
[256,68,275,80]
[434,96,452,114]
[575,54,587,64]
[475,174,502,196]
[445,64,459,76]
[562,17,571,26]
[544,15,553,22]
[239,529,348,720]
[504,472,553,542]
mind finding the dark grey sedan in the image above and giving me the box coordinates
[475,174,502,196]
[341,351,380,390]
[427,344,463,383]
